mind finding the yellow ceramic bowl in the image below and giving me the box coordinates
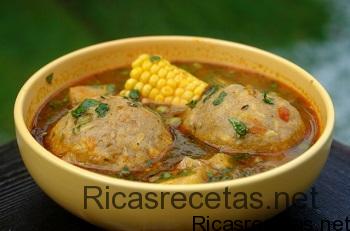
[14,36,334,231]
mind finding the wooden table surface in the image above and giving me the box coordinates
[1,140,349,230]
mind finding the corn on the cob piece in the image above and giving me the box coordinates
[120,54,208,105]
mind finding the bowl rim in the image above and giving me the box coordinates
[14,35,335,191]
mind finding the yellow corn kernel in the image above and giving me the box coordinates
[194,85,206,95]
[149,74,159,86]
[121,54,208,105]
[193,95,200,101]
[179,79,189,88]
[175,88,185,96]
[155,94,164,102]
[158,68,167,78]
[142,60,152,70]
[180,99,187,104]
[132,54,148,68]
[156,78,166,88]
[186,82,197,91]
[139,71,150,83]
[172,96,181,105]
[130,67,142,79]
[150,64,160,73]
[166,71,175,79]
[158,60,168,67]
[164,96,173,104]
[134,82,144,91]
[161,86,174,96]
[182,91,194,101]
[125,78,137,90]
[142,84,152,96]
[149,88,160,99]
[167,79,177,88]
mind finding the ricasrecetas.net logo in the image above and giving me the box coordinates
[83,186,318,210]
[81,186,350,230]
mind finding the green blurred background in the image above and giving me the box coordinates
[1,0,349,145]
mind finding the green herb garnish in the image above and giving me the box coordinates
[203,85,219,103]
[129,89,141,102]
[45,73,53,84]
[71,99,109,118]
[186,100,198,109]
[150,55,161,63]
[263,92,274,105]
[228,118,248,138]
[95,103,109,118]
[71,99,100,118]
[212,91,227,106]
[160,172,173,180]
[119,166,130,176]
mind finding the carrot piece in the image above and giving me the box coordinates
[278,106,290,122]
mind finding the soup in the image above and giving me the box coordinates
[31,54,319,184]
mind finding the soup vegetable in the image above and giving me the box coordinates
[32,54,319,184]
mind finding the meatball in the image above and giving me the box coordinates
[182,84,306,153]
[46,96,173,172]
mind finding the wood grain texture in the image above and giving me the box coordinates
[0,140,349,230]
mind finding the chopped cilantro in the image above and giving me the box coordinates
[186,100,198,109]
[119,166,130,177]
[212,91,227,106]
[263,92,274,105]
[228,118,248,138]
[160,172,172,180]
[203,85,220,103]
[45,73,53,84]
[71,99,109,118]
[129,89,141,102]
[150,55,161,63]
[71,99,100,118]
[95,103,109,118]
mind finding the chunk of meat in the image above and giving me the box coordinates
[46,96,173,172]
[69,84,116,105]
[182,84,306,153]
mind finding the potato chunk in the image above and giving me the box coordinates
[161,167,207,184]
[69,84,116,105]
[205,153,236,170]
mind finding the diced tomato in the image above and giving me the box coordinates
[278,106,290,122]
